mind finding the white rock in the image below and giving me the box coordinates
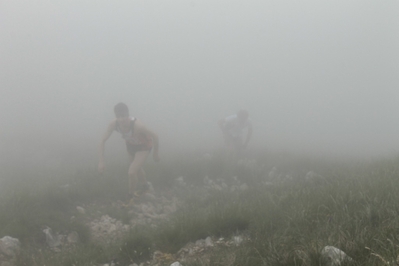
[76,206,86,214]
[175,176,186,186]
[233,236,243,246]
[43,227,62,248]
[195,239,205,246]
[268,167,277,179]
[0,236,20,257]
[109,224,117,232]
[321,246,352,266]
[170,262,183,266]
[205,236,213,247]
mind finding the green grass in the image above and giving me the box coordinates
[3,153,399,265]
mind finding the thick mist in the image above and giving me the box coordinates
[1,0,398,163]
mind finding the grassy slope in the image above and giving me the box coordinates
[1,154,399,265]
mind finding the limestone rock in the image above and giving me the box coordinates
[76,206,86,214]
[0,236,20,258]
[43,227,62,248]
[321,246,352,266]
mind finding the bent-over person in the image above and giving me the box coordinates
[98,102,159,205]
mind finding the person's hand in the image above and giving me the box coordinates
[153,151,160,162]
[98,161,105,173]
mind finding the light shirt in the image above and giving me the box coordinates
[115,117,140,145]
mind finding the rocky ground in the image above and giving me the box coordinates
[0,159,342,266]
[84,179,252,266]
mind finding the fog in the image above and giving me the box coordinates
[1,0,398,162]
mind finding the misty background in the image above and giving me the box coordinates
[1,0,398,165]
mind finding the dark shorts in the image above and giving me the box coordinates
[126,142,152,157]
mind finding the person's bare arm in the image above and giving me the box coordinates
[98,120,115,172]
[243,123,253,149]
[137,121,160,162]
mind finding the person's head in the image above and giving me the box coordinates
[114,102,130,124]
[237,109,249,123]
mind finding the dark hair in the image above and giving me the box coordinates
[114,102,129,117]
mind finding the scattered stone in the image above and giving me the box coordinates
[305,171,323,181]
[152,251,175,265]
[321,246,352,266]
[67,231,79,244]
[204,176,217,188]
[175,176,186,186]
[89,215,128,246]
[195,239,205,246]
[263,181,273,186]
[43,227,62,248]
[0,236,20,258]
[205,236,213,247]
[232,236,243,246]
[76,206,86,214]
[268,166,278,179]
[170,262,183,266]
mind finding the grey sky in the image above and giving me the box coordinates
[1,0,398,158]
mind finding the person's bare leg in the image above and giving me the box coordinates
[138,168,148,191]
[128,150,150,196]
[128,154,135,197]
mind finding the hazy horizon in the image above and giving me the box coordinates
[1,0,398,162]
